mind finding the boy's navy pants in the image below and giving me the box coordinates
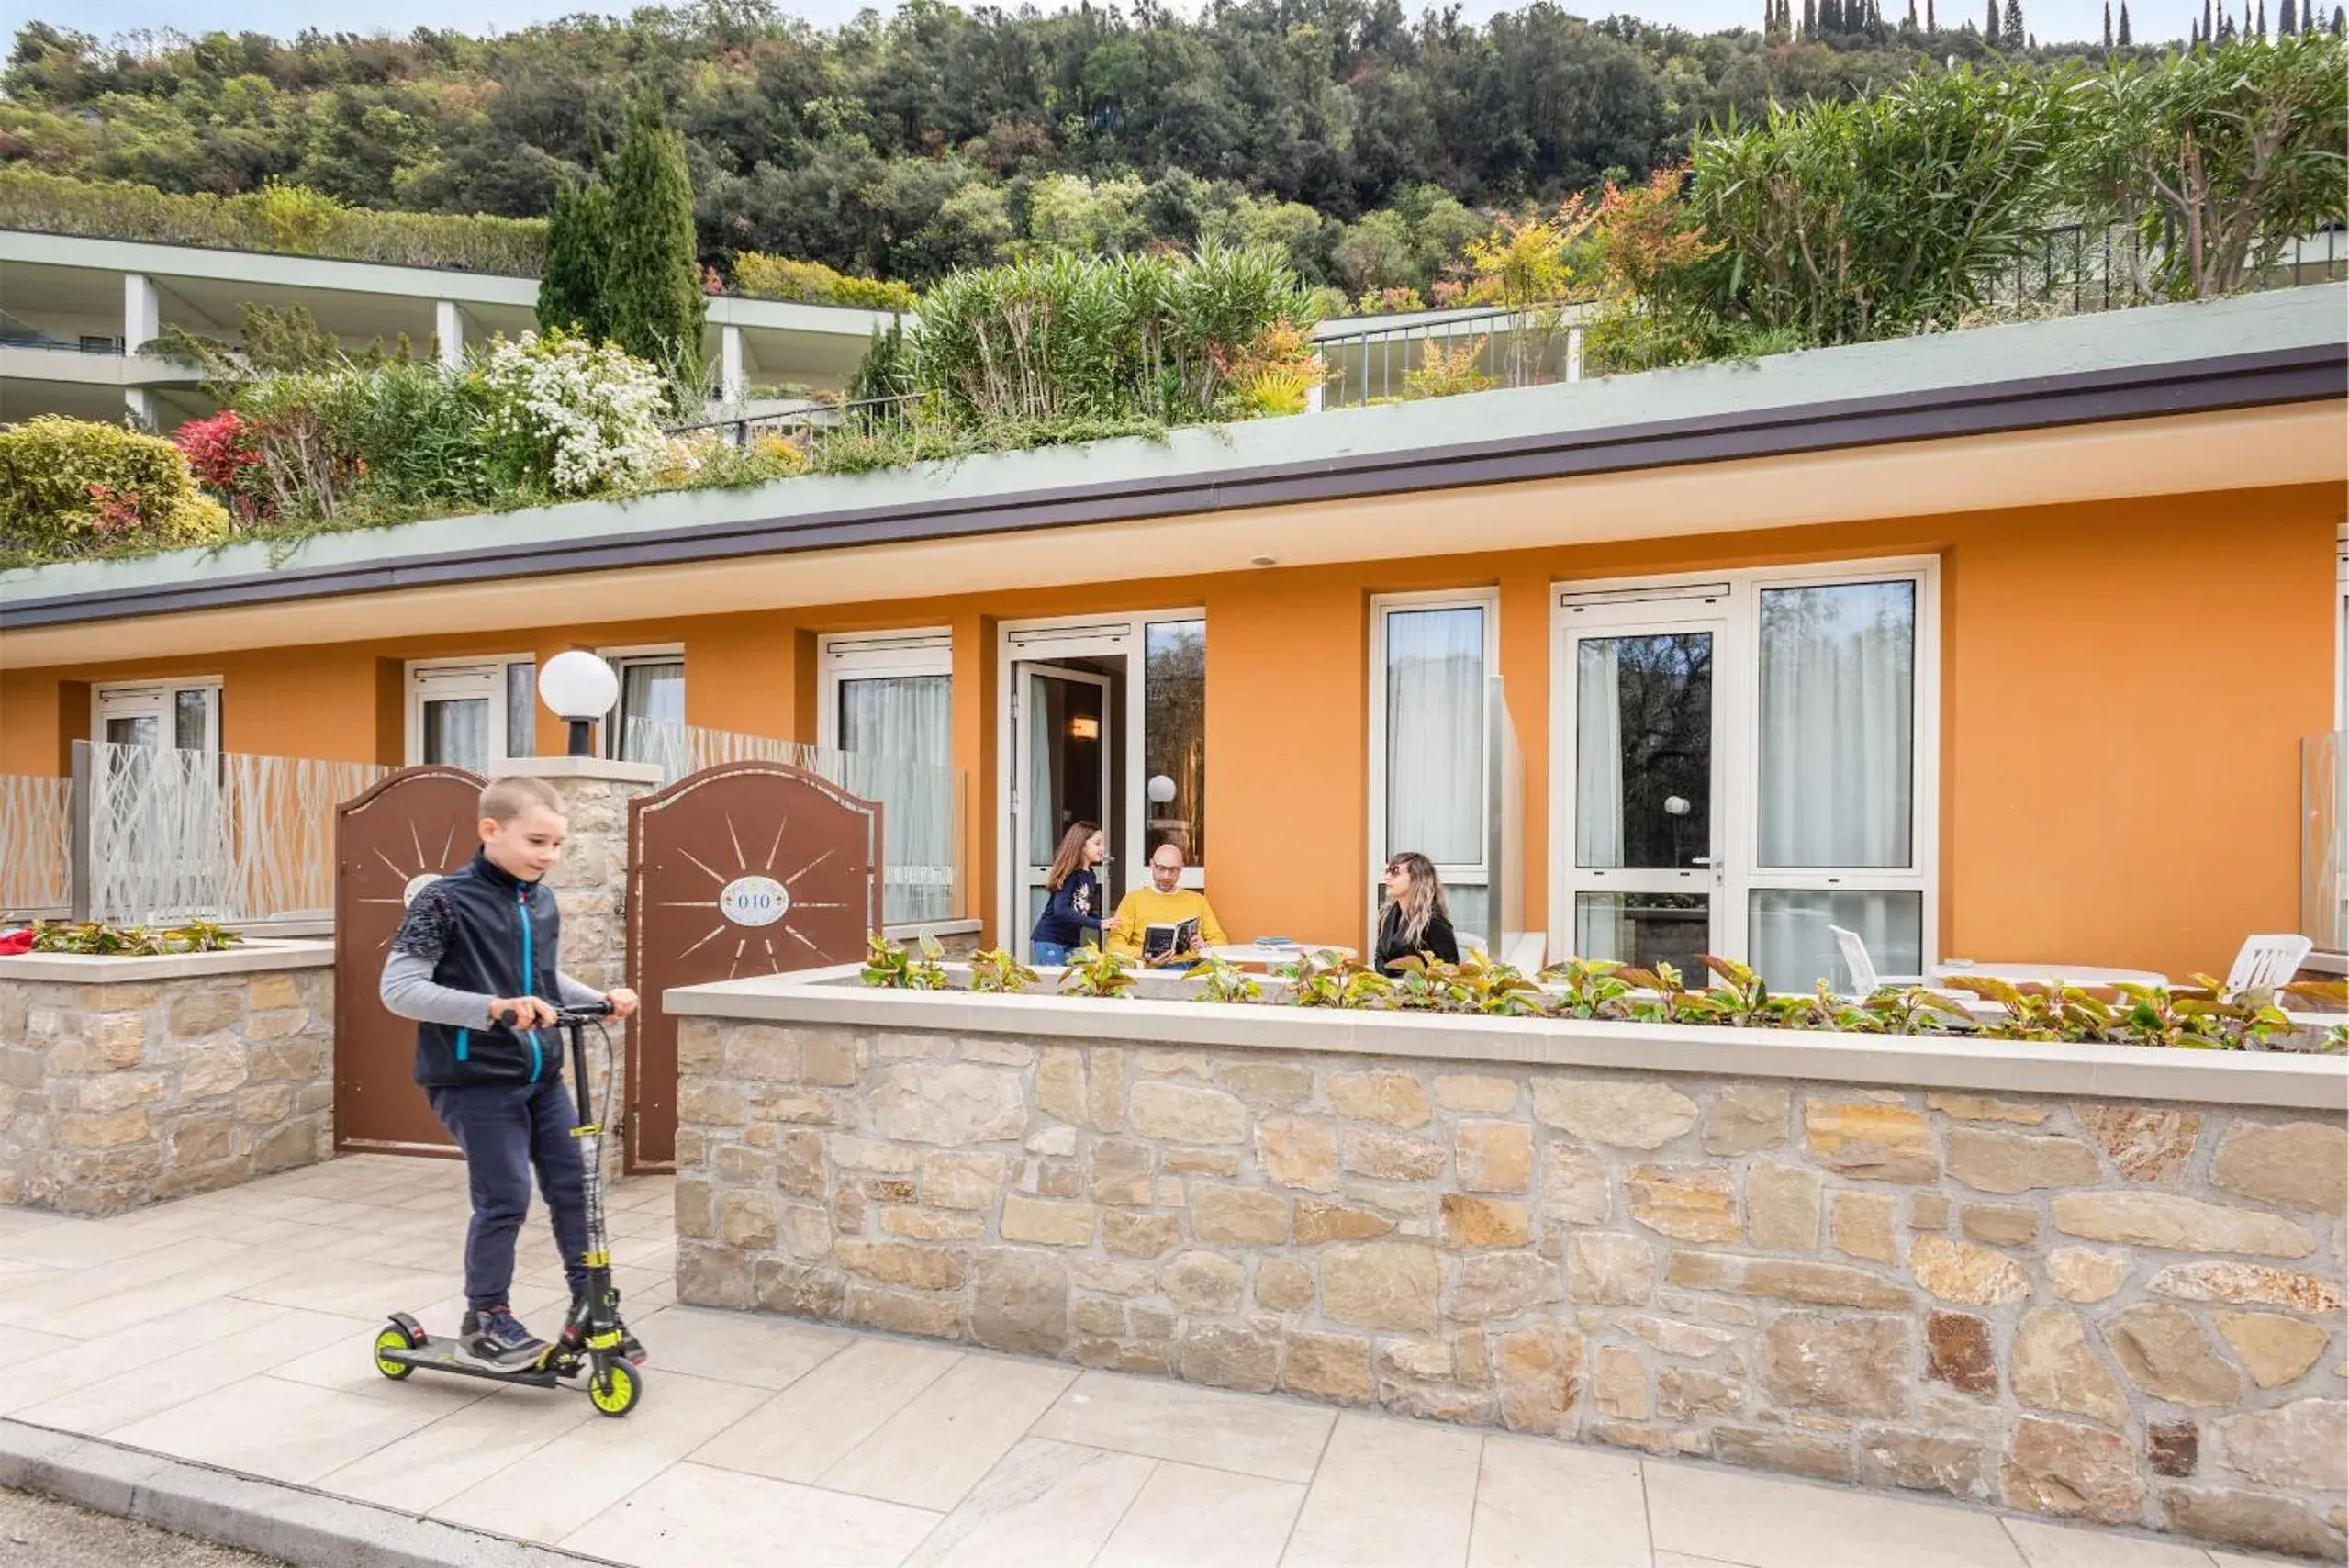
[426,1079,590,1311]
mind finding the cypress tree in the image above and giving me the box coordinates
[2103,0,2112,42]
[2256,0,2266,32]
[2204,0,2214,38]
[2118,0,2132,39]
[2332,3,2342,34]
[1928,0,1937,28]
[2279,0,2295,30]
[1908,0,1919,27]
[536,178,614,343]
[1985,0,2000,39]
[1802,0,1816,36]
[604,94,708,404]
[2003,0,2025,40]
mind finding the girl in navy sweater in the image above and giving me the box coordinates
[1031,820,1120,964]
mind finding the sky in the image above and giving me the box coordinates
[0,0,2190,59]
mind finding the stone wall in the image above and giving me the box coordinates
[1,961,334,1215]
[675,1014,2349,1561]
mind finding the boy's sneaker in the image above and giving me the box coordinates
[457,1305,546,1371]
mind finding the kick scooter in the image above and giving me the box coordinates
[371,1001,648,1417]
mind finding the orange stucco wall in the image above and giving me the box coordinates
[5,481,2336,979]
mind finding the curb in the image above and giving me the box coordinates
[0,1417,618,1568]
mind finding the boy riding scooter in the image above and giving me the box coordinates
[379,775,644,1371]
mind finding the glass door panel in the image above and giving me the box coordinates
[1012,664,1112,960]
[1563,620,1723,972]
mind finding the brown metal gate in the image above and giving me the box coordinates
[334,766,487,1156]
[626,760,881,1172]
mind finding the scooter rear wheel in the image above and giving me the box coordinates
[587,1358,642,1417]
[373,1324,417,1380]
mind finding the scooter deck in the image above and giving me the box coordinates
[380,1339,566,1388]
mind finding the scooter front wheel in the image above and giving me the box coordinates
[373,1323,418,1380]
[588,1357,643,1417]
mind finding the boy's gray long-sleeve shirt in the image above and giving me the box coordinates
[379,949,604,1030]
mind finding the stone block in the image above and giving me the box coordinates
[1440,1194,1529,1249]
[1859,1428,1986,1501]
[1089,1139,1152,1206]
[1594,1345,1649,1418]
[1663,1251,1911,1310]
[1909,1236,2030,1305]
[1926,1311,1998,1396]
[164,1114,235,1168]
[1656,1366,1740,1422]
[1454,1121,1531,1193]
[755,1258,846,1320]
[1328,1072,1432,1128]
[246,1040,325,1082]
[2104,1303,2243,1407]
[2215,1311,2332,1389]
[1540,1145,1610,1225]
[2052,1193,2314,1259]
[168,989,244,1038]
[1036,1047,1086,1124]
[2209,1121,2348,1215]
[1449,1252,1562,1322]
[2075,1105,2200,1182]
[1294,1199,1394,1244]
[2213,1399,2346,1493]
[922,1149,1005,1210]
[1494,1325,1581,1435]
[58,1109,151,1148]
[1001,1194,1097,1247]
[1343,1127,1444,1182]
[1702,1084,1789,1155]
[1567,1233,1655,1306]
[2012,1308,2127,1428]
[1163,1250,1247,1314]
[721,1025,800,1081]
[1761,1313,1908,1418]
[719,1190,778,1249]
[234,1084,294,1125]
[1433,1074,1516,1114]
[1532,1078,1697,1149]
[1181,1323,1280,1393]
[62,1014,147,1074]
[846,1282,965,1339]
[1102,1211,1181,1259]
[1999,1418,2145,1525]
[1127,1080,1247,1144]
[1088,1047,1125,1131]
[677,1240,755,1307]
[1282,1331,1374,1403]
[1617,1315,1735,1359]
[1321,1242,1440,1332]
[1831,1192,1898,1263]
[1804,1098,1937,1182]
[1925,1093,2050,1126]
[835,1239,964,1291]
[77,1072,164,1114]
[2148,1420,2198,1478]
[1258,1258,1314,1313]
[1192,1185,1290,1246]
[2048,1247,2130,1304]
[243,1009,308,1041]
[969,1251,1069,1357]
[2161,1485,2343,1560]
[867,1063,1027,1145]
[1960,1204,2037,1248]
[1744,1160,1820,1251]
[801,1035,858,1087]
[1712,1425,1852,1483]
[2147,1261,2342,1313]
[1946,1126,2102,1195]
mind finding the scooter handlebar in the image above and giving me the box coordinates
[494,1000,613,1029]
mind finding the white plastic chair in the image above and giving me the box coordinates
[1830,925,1925,991]
[2225,934,2314,994]
[1456,932,1490,960]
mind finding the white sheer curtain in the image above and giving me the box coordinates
[616,661,687,763]
[842,674,954,923]
[423,699,489,772]
[1574,639,1624,868]
[1757,583,1915,868]
[1384,606,1484,865]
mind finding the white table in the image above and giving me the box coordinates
[1930,961,2169,990]
[1208,944,1357,968]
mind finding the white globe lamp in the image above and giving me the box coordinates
[1147,774,1177,805]
[540,651,621,757]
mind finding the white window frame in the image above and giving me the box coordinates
[1368,588,1500,946]
[1547,556,1941,978]
[817,630,953,752]
[992,610,1207,947]
[2335,521,2346,733]
[597,644,688,762]
[93,678,222,753]
[404,655,531,768]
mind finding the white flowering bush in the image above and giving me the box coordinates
[476,330,669,497]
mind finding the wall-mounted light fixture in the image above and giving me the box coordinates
[539,650,620,757]
[1068,714,1101,741]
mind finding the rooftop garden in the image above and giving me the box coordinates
[3,37,2341,574]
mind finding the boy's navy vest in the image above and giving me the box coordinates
[411,851,565,1088]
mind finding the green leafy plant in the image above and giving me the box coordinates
[859,931,947,990]
[735,253,920,312]
[1058,943,1137,999]
[968,947,1038,994]
[30,919,241,955]
[1539,958,1636,1021]
[1617,961,1726,1025]
[1386,954,1474,1012]
[1455,955,1550,1017]
[1944,975,2121,1042]
[0,417,231,565]
[1191,955,1264,1004]
[1281,950,1393,1009]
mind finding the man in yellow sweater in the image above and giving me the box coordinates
[1109,841,1228,966]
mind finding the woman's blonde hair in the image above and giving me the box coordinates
[1385,851,1449,947]
[1045,820,1102,891]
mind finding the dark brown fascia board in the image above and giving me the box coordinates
[6,340,2343,632]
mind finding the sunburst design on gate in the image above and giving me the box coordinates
[656,809,856,980]
[353,815,468,952]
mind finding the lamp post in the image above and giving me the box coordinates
[539,650,620,758]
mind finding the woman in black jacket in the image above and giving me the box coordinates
[1374,850,1460,974]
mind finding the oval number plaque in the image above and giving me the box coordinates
[402,872,442,908]
[719,875,790,928]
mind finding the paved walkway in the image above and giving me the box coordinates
[0,1156,2294,1568]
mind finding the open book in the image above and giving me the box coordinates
[1143,916,1202,964]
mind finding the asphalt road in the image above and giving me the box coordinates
[0,1486,293,1567]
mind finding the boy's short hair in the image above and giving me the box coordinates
[480,775,565,824]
